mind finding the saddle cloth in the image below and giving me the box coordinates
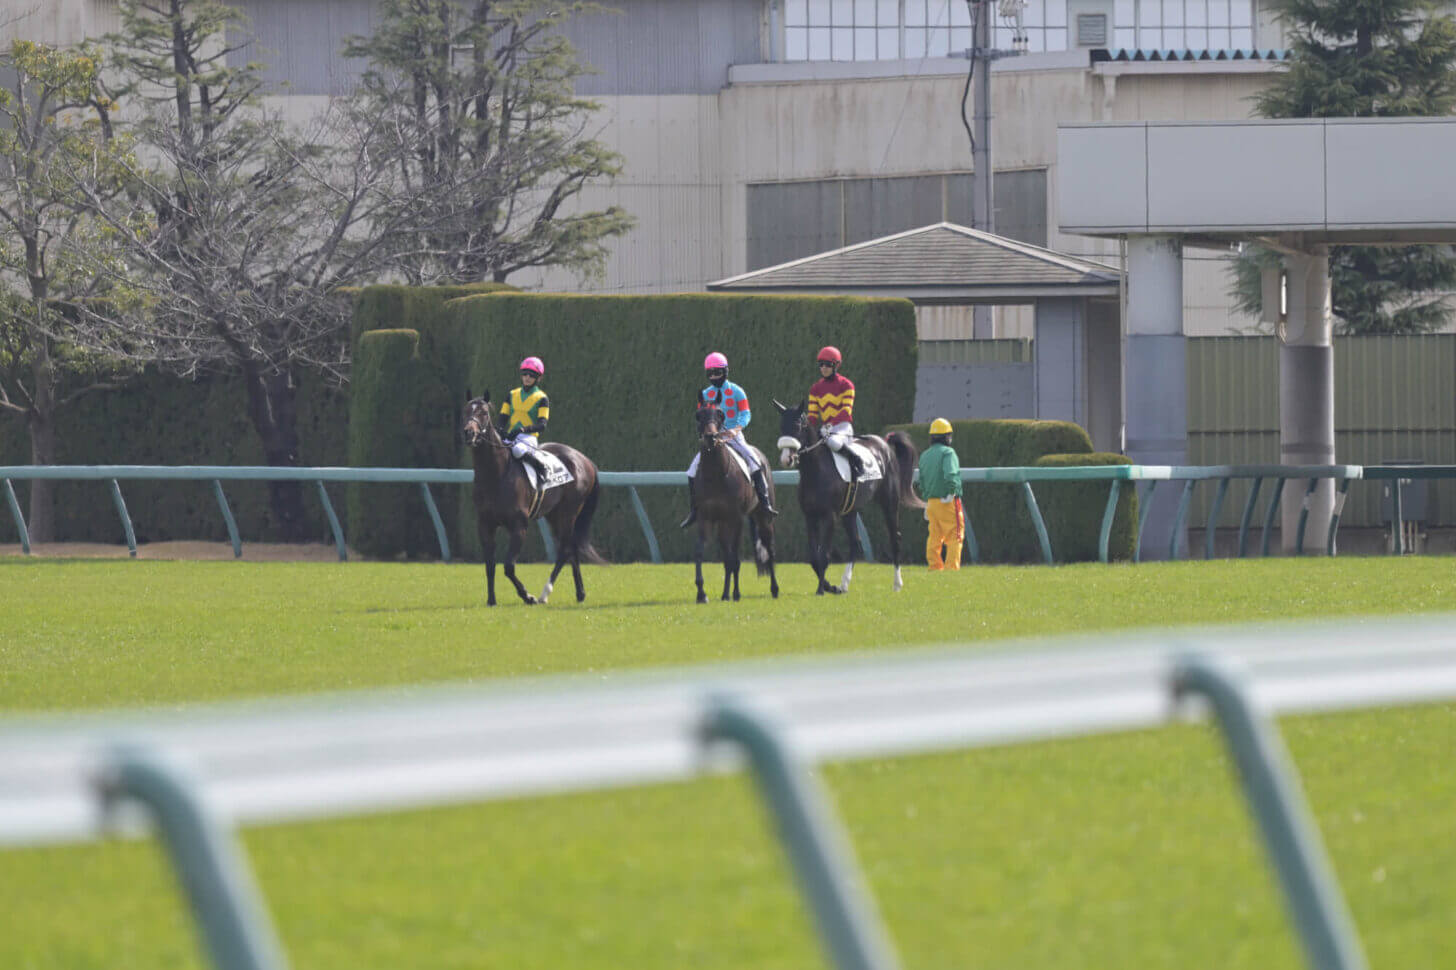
[832,441,883,483]
[523,450,574,490]
[687,442,753,480]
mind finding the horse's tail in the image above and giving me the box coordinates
[888,431,926,510]
[748,516,772,576]
[573,474,607,564]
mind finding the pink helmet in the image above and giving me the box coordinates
[703,352,728,371]
[519,356,544,376]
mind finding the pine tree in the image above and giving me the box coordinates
[1232,0,1456,333]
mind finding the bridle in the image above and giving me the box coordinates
[463,403,510,451]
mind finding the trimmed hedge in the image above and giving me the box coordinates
[348,290,919,562]
[887,419,1125,564]
[0,370,349,544]
[1033,453,1138,562]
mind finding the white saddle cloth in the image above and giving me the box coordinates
[832,442,882,483]
[688,446,752,480]
[523,450,574,490]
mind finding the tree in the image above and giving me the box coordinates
[344,0,633,285]
[62,0,403,539]
[1230,0,1456,333]
[0,40,140,541]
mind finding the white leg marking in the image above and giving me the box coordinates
[539,580,553,603]
[893,566,904,592]
[840,562,854,591]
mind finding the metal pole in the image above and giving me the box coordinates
[1326,478,1350,557]
[971,0,994,338]
[98,746,291,970]
[418,483,451,562]
[314,482,347,562]
[3,478,30,554]
[1169,479,1195,561]
[1206,477,1230,560]
[1020,482,1054,564]
[1172,657,1369,970]
[212,481,242,559]
[1098,479,1121,564]
[1135,480,1158,563]
[109,479,137,557]
[1237,477,1264,559]
[701,696,901,970]
[627,485,662,564]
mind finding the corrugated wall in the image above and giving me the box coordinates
[920,339,1033,363]
[1187,335,1456,528]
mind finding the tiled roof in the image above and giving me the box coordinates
[708,223,1120,293]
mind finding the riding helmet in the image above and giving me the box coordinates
[817,346,842,364]
[519,356,544,376]
[703,352,729,371]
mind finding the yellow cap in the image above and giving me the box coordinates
[929,418,953,436]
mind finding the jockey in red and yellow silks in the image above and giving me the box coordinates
[808,345,864,480]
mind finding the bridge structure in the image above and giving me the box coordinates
[1058,117,1456,555]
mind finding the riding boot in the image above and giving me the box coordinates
[751,469,778,517]
[679,478,698,529]
[845,449,864,482]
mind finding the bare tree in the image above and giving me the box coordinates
[0,39,138,541]
[344,0,633,285]
[60,0,405,539]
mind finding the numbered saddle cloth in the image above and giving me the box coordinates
[523,450,574,490]
[832,441,882,483]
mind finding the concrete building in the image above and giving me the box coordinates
[4,0,1304,342]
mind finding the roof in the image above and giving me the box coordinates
[707,223,1121,304]
[1092,48,1290,62]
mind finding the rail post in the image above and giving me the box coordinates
[1135,480,1158,563]
[1097,479,1121,564]
[1260,479,1285,558]
[1293,477,1320,555]
[315,482,347,562]
[1237,477,1264,558]
[3,479,30,554]
[1391,476,1404,554]
[1206,477,1230,559]
[418,483,451,562]
[109,479,137,557]
[626,485,661,564]
[1326,478,1351,557]
[1169,479,1195,560]
[212,481,242,559]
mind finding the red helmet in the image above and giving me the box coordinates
[816,346,842,364]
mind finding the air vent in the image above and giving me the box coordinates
[1076,13,1108,47]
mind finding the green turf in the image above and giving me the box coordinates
[2,557,1454,969]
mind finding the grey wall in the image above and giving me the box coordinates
[914,363,1035,423]
[228,0,763,97]
[747,170,1048,270]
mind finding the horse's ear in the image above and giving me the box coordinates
[772,398,786,413]
[482,388,490,403]
[797,398,807,412]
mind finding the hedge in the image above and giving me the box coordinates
[1033,453,1138,562]
[886,419,1123,564]
[0,370,349,545]
[347,290,920,563]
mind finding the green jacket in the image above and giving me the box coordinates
[917,442,962,500]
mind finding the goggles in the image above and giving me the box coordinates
[706,368,726,378]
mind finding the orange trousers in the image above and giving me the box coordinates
[925,496,964,570]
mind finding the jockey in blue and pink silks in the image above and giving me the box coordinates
[679,351,777,528]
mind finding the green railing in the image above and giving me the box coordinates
[2,463,1450,564]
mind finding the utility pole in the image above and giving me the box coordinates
[971,0,995,338]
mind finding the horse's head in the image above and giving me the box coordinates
[696,403,726,452]
[462,389,499,448]
[773,398,809,468]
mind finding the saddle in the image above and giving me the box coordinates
[831,441,882,483]
[520,450,574,517]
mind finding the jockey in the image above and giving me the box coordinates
[808,345,863,480]
[680,351,777,528]
[496,356,550,478]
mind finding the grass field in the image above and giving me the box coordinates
[3,556,1455,968]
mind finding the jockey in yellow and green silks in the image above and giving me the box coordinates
[680,351,777,528]
[496,356,550,476]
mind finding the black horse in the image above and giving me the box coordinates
[691,404,780,603]
[462,391,602,606]
[773,399,923,594]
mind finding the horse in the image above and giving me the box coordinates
[461,391,602,606]
[691,404,780,604]
[772,399,923,594]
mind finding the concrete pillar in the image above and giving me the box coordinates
[1124,235,1187,559]
[1033,297,1086,427]
[1279,246,1336,554]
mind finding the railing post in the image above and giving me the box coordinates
[856,517,875,563]
[1294,477,1320,556]
[98,746,292,970]
[1135,480,1158,563]
[3,479,30,554]
[212,481,242,559]
[109,479,137,557]
[963,504,980,564]
[1206,477,1230,560]
[1391,477,1404,555]
[1172,656,1369,970]
[1098,479,1121,564]
[315,482,347,562]
[1237,477,1264,559]
[701,696,901,970]
[536,518,556,562]
[626,485,661,564]
[418,483,451,562]
[1020,482,1054,565]
[1169,479,1195,561]
[1326,478,1351,558]
[1261,479,1285,558]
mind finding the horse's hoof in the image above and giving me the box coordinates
[828,585,844,595]
[771,585,780,599]
[523,595,537,606]
[576,592,586,603]
[696,593,709,604]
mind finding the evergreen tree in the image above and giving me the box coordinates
[1231,0,1456,333]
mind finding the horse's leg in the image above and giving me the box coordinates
[838,509,861,594]
[761,514,780,599]
[541,507,572,605]
[569,539,586,604]
[731,519,743,601]
[719,519,740,602]
[694,519,708,604]
[479,518,498,607]
[879,486,905,592]
[502,524,536,605]
[812,513,838,595]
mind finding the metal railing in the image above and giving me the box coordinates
[6,618,1456,969]
[2,463,1451,564]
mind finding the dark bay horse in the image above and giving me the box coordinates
[691,404,779,604]
[773,399,923,594]
[462,391,602,606]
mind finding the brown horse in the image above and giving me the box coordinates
[773,399,923,595]
[462,391,602,606]
[691,404,779,604]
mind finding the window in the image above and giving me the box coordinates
[1111,0,1256,49]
